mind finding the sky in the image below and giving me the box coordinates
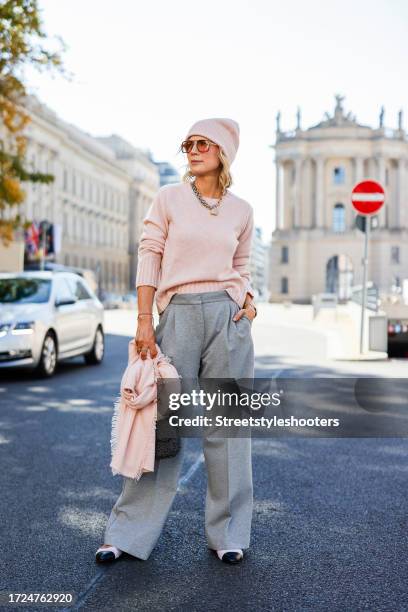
[25,0,408,242]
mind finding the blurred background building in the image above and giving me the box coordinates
[14,95,178,296]
[154,160,181,187]
[269,95,408,303]
[21,95,133,294]
[95,134,160,294]
[250,226,269,301]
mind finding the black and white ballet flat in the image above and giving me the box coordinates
[215,549,244,564]
[95,545,123,563]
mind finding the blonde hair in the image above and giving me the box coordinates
[180,144,233,195]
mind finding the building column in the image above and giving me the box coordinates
[354,156,364,183]
[375,155,387,228]
[303,157,313,228]
[315,156,325,228]
[396,157,405,228]
[352,156,365,230]
[275,158,282,230]
[402,158,408,229]
[293,158,302,228]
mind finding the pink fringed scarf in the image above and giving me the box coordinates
[110,339,182,481]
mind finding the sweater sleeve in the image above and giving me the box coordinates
[135,189,168,289]
[232,206,255,299]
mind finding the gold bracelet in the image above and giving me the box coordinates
[138,313,153,317]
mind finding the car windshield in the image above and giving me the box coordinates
[0,278,52,304]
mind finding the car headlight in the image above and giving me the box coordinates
[11,321,36,335]
[0,323,13,338]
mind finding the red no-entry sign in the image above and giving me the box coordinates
[351,180,385,215]
[351,179,385,355]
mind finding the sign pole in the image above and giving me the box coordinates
[351,180,385,356]
[359,217,370,354]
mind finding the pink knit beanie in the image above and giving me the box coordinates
[184,117,240,165]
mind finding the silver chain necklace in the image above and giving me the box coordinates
[191,180,225,215]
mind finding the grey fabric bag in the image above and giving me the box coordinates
[154,378,181,459]
[155,419,181,459]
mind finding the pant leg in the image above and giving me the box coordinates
[104,445,185,560]
[104,300,203,559]
[199,295,254,550]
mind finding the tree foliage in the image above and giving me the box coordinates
[0,0,67,244]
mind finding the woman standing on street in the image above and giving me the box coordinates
[96,117,257,565]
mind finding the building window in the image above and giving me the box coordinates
[333,203,346,233]
[281,245,289,263]
[333,167,345,185]
[281,277,289,294]
[291,165,296,185]
[391,246,400,264]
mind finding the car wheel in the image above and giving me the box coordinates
[37,332,58,377]
[84,326,104,365]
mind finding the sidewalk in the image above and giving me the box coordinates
[104,304,408,376]
[257,302,389,362]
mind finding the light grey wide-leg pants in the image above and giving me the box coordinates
[104,289,255,560]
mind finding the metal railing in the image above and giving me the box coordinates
[350,282,380,312]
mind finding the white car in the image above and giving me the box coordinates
[0,271,105,377]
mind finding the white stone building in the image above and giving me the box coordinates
[270,95,408,303]
[250,226,269,300]
[96,135,160,291]
[18,96,159,294]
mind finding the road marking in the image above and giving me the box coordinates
[63,367,285,609]
[61,570,107,611]
[177,452,204,490]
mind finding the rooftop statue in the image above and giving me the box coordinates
[335,93,345,112]
[276,110,281,133]
[296,106,301,130]
[379,106,385,128]
[398,109,403,130]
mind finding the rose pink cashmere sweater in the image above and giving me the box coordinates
[135,181,255,314]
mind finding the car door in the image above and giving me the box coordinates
[53,276,82,354]
[65,276,96,347]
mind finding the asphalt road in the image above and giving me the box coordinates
[1,324,408,612]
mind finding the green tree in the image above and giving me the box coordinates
[0,0,68,244]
